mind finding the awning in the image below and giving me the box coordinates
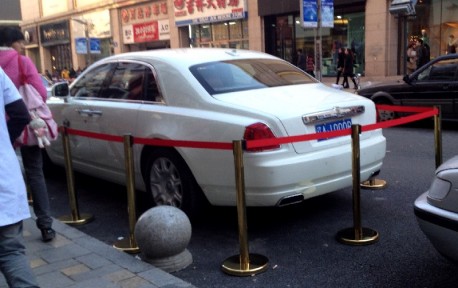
[389,0,417,15]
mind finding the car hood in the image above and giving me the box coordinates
[213,83,377,154]
[358,79,405,92]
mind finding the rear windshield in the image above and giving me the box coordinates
[190,59,317,95]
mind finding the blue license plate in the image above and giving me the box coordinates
[315,118,352,141]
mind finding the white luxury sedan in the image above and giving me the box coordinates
[46,48,386,218]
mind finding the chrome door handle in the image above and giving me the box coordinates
[76,109,103,116]
[89,110,103,116]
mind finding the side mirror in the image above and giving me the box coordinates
[52,82,69,97]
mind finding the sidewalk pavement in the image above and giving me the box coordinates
[0,210,196,288]
[320,75,400,90]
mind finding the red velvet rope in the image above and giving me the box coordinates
[61,105,438,150]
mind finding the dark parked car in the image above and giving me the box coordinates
[356,54,458,121]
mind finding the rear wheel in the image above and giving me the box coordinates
[143,149,205,219]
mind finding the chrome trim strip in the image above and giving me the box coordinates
[302,105,365,124]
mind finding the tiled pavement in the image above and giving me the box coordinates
[0,211,196,288]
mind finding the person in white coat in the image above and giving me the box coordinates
[0,67,40,288]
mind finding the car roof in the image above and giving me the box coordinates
[95,48,279,67]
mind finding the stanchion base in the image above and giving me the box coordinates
[113,238,140,254]
[336,227,379,246]
[221,253,269,276]
[360,179,387,190]
[58,213,94,226]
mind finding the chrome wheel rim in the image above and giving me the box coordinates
[149,157,183,207]
[378,109,395,121]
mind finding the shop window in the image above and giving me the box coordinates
[407,0,458,60]
[213,23,229,41]
[291,12,365,77]
[50,44,72,77]
[190,19,248,49]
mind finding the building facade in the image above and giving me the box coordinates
[0,0,22,26]
[18,0,458,79]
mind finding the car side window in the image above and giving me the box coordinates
[145,69,163,102]
[418,59,458,81]
[100,62,147,100]
[70,63,114,97]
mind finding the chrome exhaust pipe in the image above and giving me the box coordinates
[277,194,305,207]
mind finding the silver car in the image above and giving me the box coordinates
[46,48,386,218]
[415,155,458,263]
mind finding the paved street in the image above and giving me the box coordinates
[41,124,458,287]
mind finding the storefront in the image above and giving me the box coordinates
[406,0,457,57]
[389,0,457,74]
[71,9,113,70]
[259,0,366,77]
[121,1,171,51]
[23,26,41,70]
[173,0,249,49]
[39,21,72,76]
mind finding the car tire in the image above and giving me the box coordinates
[143,148,205,220]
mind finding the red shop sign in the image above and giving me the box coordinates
[133,21,159,42]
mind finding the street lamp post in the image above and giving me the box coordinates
[72,18,91,67]
[315,0,322,81]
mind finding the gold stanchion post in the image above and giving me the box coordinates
[360,178,387,190]
[361,116,387,190]
[221,140,268,276]
[113,134,140,254]
[58,127,94,225]
[336,125,379,245]
[434,105,442,169]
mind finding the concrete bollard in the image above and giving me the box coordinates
[134,206,192,272]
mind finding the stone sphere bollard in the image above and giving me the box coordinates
[134,206,192,272]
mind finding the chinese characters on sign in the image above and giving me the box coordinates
[121,1,170,44]
[300,0,334,28]
[321,0,334,28]
[174,0,247,27]
[75,38,101,54]
[301,0,318,28]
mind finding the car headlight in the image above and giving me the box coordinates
[427,177,451,201]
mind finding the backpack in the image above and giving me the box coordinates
[15,55,58,148]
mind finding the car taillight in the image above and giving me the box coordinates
[243,122,280,152]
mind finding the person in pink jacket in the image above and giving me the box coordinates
[0,26,55,242]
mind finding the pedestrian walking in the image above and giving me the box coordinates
[335,47,345,84]
[296,49,306,71]
[342,48,358,89]
[306,52,315,77]
[0,26,56,242]
[406,41,417,74]
[0,66,40,288]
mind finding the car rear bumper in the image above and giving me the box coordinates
[414,191,458,262]
[202,134,386,207]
